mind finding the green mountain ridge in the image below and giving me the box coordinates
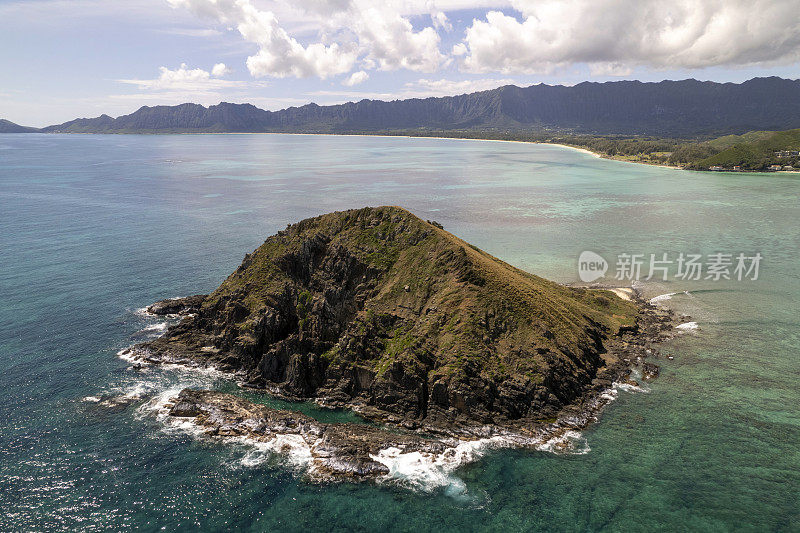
[0,119,39,133]
[3,76,799,138]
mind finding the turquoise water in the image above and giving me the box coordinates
[1,134,798,531]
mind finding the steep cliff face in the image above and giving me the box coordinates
[135,207,644,429]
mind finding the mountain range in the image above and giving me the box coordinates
[5,77,800,138]
[0,119,39,133]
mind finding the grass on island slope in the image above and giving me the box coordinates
[201,207,639,386]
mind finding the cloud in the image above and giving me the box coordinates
[167,0,358,78]
[211,62,232,76]
[168,0,359,78]
[108,92,307,109]
[167,0,445,78]
[457,0,800,74]
[343,71,369,86]
[118,63,243,91]
[168,0,800,80]
[0,0,172,20]
[346,4,444,72]
[111,63,280,112]
[430,11,452,32]
[309,77,513,101]
[588,62,633,77]
[452,43,468,56]
[156,27,222,37]
[405,77,514,95]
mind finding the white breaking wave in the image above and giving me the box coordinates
[536,430,591,455]
[615,381,648,394]
[117,347,142,364]
[114,334,652,496]
[138,386,320,474]
[370,436,510,495]
[676,321,699,331]
[129,371,653,495]
[139,385,198,424]
[649,292,676,304]
[133,383,514,496]
[649,290,692,305]
[134,296,187,317]
[120,381,153,400]
[240,434,315,468]
[116,346,227,380]
[615,368,651,394]
[142,322,168,333]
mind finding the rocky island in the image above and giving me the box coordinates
[124,206,673,480]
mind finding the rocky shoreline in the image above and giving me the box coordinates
[118,207,681,481]
[119,285,680,483]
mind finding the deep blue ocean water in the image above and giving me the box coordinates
[1,133,798,531]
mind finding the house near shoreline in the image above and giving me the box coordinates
[710,164,791,172]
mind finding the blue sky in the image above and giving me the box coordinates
[2,0,799,127]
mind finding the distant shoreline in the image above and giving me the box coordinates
[16,130,798,173]
[17,129,612,160]
[127,130,639,165]
[228,133,800,173]
[179,131,686,169]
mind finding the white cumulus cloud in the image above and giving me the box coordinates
[167,0,445,79]
[458,0,800,74]
[346,4,444,72]
[159,0,800,82]
[118,63,243,91]
[343,70,369,86]
[309,77,513,102]
[167,0,358,78]
[405,77,514,96]
[211,62,231,76]
[588,62,633,77]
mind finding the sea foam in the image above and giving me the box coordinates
[141,322,168,333]
[370,436,511,495]
[649,292,676,304]
[127,366,653,495]
[649,290,692,305]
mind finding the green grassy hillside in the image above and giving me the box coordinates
[203,207,638,384]
[695,129,800,170]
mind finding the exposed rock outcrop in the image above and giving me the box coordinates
[147,295,205,316]
[165,389,452,479]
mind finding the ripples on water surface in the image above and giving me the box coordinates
[1,134,798,531]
